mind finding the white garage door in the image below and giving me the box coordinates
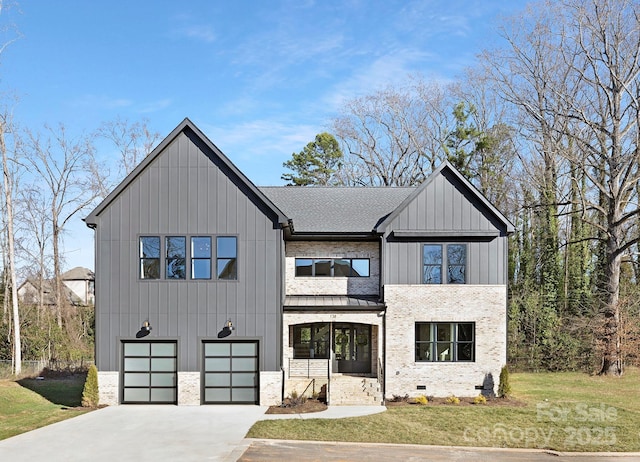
[202,340,259,404]
[122,340,177,404]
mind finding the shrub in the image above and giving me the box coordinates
[281,390,307,408]
[445,395,460,405]
[81,364,99,408]
[498,365,512,398]
[389,394,410,403]
[415,395,428,405]
[473,394,487,405]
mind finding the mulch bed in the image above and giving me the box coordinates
[386,396,526,407]
[266,399,328,414]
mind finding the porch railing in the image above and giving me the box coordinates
[288,358,330,378]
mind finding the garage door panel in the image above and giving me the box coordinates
[232,373,256,387]
[232,343,257,356]
[151,357,176,371]
[150,388,176,402]
[205,343,230,356]
[205,357,230,371]
[151,373,176,387]
[124,374,150,387]
[124,358,150,371]
[232,388,256,402]
[124,388,149,402]
[205,373,230,387]
[205,388,231,402]
[124,343,150,356]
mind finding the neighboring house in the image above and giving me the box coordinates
[18,267,95,307]
[85,119,514,406]
[62,267,95,305]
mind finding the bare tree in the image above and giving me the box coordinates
[19,124,99,329]
[16,186,52,318]
[488,0,640,375]
[1,113,20,374]
[97,116,160,181]
[331,79,454,186]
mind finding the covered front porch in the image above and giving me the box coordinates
[282,296,385,405]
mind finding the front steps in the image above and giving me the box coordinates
[329,375,382,405]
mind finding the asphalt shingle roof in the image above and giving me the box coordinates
[259,187,414,233]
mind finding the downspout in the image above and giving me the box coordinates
[378,231,386,404]
[279,220,291,404]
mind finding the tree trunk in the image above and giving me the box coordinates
[1,123,21,375]
[600,230,623,376]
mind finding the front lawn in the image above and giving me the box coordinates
[247,369,640,452]
[0,374,89,441]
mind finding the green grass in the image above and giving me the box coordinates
[0,375,89,440]
[247,369,640,452]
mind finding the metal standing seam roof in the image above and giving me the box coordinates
[284,295,385,310]
[259,187,414,234]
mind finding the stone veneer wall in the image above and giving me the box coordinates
[286,241,379,295]
[260,371,283,406]
[178,372,200,405]
[384,285,507,398]
[97,371,119,406]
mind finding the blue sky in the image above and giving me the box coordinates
[1,0,529,271]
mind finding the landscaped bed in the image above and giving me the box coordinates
[248,369,640,452]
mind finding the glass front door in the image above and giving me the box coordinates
[333,324,371,374]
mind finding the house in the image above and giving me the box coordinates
[18,267,95,306]
[84,118,514,406]
[62,267,95,305]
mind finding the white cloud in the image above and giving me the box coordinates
[178,25,217,43]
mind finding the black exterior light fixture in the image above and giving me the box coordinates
[217,319,235,338]
[136,320,152,338]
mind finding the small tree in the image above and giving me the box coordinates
[497,365,512,398]
[81,364,99,408]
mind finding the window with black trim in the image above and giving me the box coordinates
[216,236,237,280]
[415,322,475,362]
[138,235,237,281]
[166,236,186,279]
[422,244,466,284]
[140,237,160,279]
[191,237,212,279]
[294,258,370,277]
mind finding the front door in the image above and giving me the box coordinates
[333,324,371,374]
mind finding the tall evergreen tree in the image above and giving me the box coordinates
[282,133,343,186]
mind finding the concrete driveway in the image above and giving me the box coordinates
[0,405,268,462]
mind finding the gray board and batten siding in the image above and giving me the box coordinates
[85,119,288,374]
[377,163,514,286]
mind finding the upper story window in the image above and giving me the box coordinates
[140,237,161,279]
[415,322,475,362]
[295,258,370,277]
[138,235,237,281]
[191,237,212,279]
[422,244,466,284]
[166,237,186,279]
[216,236,238,280]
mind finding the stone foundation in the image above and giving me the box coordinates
[178,372,200,405]
[97,371,119,406]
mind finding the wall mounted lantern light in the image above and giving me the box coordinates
[217,319,235,338]
[136,320,152,338]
